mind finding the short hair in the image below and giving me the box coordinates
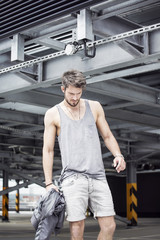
[62,70,86,89]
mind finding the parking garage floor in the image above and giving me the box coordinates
[0,212,160,240]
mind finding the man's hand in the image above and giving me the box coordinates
[46,183,59,192]
[113,156,126,173]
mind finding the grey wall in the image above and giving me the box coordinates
[107,172,160,218]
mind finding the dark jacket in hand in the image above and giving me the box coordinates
[31,188,65,240]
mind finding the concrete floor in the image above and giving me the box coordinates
[0,212,160,240]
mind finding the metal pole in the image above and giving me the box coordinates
[15,180,20,213]
[2,170,9,222]
[126,145,138,226]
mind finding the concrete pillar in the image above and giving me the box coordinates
[2,170,9,222]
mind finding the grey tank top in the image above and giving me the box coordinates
[57,100,106,181]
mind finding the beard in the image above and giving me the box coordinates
[64,96,80,107]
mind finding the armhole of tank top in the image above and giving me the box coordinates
[85,100,96,123]
[56,104,61,139]
[56,104,60,118]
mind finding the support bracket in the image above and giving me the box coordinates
[83,39,96,58]
[11,34,24,62]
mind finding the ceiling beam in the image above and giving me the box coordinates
[0,39,11,54]
[93,16,143,56]
[1,28,160,97]
[133,142,160,152]
[2,90,62,108]
[87,78,160,108]
[0,181,32,196]
[86,61,160,83]
[0,163,44,186]
[94,0,160,20]
[106,109,160,128]
[35,38,66,51]
[0,108,44,126]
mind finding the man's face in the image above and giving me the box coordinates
[61,85,83,107]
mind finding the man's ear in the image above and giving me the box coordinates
[61,86,65,93]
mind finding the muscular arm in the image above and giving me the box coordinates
[43,108,59,191]
[94,101,126,172]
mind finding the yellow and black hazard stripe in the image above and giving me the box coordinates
[2,187,9,221]
[15,192,19,213]
[127,183,137,226]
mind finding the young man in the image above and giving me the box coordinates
[43,70,126,240]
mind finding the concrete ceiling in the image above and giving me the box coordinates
[0,0,160,190]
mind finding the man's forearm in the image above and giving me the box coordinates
[104,134,121,157]
[105,133,126,172]
[43,150,54,184]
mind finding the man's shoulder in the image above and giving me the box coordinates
[88,99,101,108]
[44,105,60,125]
[45,105,58,117]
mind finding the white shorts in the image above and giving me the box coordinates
[61,174,115,222]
